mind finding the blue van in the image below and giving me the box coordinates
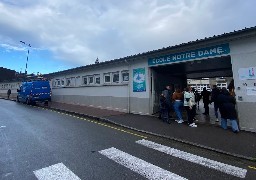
[17,80,51,105]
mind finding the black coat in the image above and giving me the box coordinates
[211,88,220,102]
[201,90,211,104]
[217,90,237,119]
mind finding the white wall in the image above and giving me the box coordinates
[0,81,21,99]
[230,36,256,132]
[50,61,151,114]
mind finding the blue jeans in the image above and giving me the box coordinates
[221,118,239,132]
[173,101,183,120]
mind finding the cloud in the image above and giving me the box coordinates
[0,43,24,52]
[0,0,256,67]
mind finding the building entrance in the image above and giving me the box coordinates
[150,55,233,123]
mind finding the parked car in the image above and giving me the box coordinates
[17,80,51,105]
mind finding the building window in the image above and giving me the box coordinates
[66,78,71,86]
[104,73,111,83]
[122,71,129,82]
[112,71,119,83]
[61,79,65,86]
[83,76,88,85]
[95,74,100,84]
[88,76,94,84]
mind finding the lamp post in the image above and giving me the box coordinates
[20,41,31,74]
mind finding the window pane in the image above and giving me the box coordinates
[66,79,71,86]
[122,72,129,82]
[95,77,100,84]
[83,77,87,85]
[104,74,110,83]
[113,73,119,83]
[89,76,93,84]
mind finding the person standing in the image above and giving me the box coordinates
[217,88,239,133]
[211,85,220,122]
[7,89,11,99]
[194,90,201,110]
[162,85,173,121]
[172,87,184,123]
[184,86,197,127]
[159,94,169,123]
[201,87,211,115]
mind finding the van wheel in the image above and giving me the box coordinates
[26,98,30,105]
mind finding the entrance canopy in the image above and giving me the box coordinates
[151,55,232,79]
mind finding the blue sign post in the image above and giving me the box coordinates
[148,43,230,66]
[133,68,146,92]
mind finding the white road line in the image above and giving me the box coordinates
[136,139,247,178]
[99,147,187,180]
[33,163,81,180]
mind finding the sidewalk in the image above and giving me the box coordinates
[2,97,256,161]
[45,101,256,161]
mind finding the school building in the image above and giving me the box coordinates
[1,26,256,132]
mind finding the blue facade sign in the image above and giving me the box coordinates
[133,68,146,92]
[148,43,230,66]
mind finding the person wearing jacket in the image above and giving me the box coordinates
[172,87,184,123]
[201,87,211,115]
[211,85,220,122]
[162,85,173,119]
[184,86,197,127]
[217,87,239,133]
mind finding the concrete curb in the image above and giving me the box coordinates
[1,97,255,162]
[43,105,255,162]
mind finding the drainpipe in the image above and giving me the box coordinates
[125,59,130,113]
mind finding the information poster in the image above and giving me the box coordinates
[238,67,256,80]
[246,87,256,95]
[133,68,146,92]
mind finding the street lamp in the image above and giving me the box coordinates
[20,41,31,74]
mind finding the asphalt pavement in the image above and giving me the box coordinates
[1,97,256,161]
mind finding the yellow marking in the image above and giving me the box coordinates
[45,108,147,138]
[248,166,256,170]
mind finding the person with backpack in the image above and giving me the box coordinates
[162,85,173,119]
[217,87,239,133]
[159,93,170,123]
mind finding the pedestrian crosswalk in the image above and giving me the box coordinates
[34,163,81,180]
[99,139,248,179]
[136,139,247,178]
[99,147,187,180]
[33,139,248,180]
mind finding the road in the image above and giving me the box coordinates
[0,99,255,180]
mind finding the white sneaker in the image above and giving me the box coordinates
[175,119,179,122]
[216,119,219,122]
[177,120,184,124]
[189,123,197,127]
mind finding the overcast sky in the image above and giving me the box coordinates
[0,0,256,74]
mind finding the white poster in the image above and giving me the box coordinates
[238,67,256,80]
[246,87,256,95]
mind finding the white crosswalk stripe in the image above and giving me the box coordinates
[136,139,247,178]
[99,147,188,180]
[33,163,81,180]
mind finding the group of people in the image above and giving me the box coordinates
[159,84,239,133]
[159,85,198,127]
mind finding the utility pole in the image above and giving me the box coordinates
[20,41,31,74]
